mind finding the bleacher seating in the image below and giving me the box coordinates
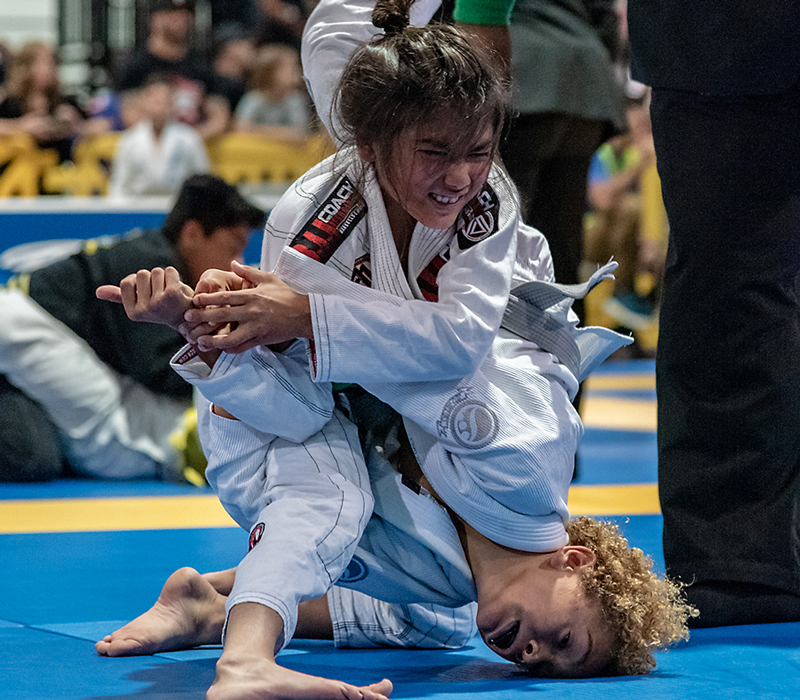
[0,132,336,197]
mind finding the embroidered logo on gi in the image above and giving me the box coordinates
[338,555,369,583]
[351,254,372,287]
[437,388,499,449]
[248,522,265,551]
[456,184,499,249]
[291,176,367,263]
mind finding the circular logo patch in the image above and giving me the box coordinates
[338,555,369,583]
[450,401,499,449]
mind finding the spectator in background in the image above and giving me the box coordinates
[0,41,13,96]
[497,0,625,425]
[500,0,624,307]
[211,23,257,114]
[208,0,260,28]
[233,44,310,143]
[584,81,661,333]
[0,174,264,484]
[116,0,230,139]
[0,42,89,162]
[255,0,315,51]
[108,73,211,198]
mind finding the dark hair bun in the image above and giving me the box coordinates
[372,0,412,37]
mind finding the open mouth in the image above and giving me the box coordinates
[488,620,520,650]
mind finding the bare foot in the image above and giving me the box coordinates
[207,655,393,700]
[95,567,226,657]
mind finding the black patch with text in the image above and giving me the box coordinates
[455,184,500,249]
[291,176,367,263]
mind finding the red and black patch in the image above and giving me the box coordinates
[455,183,500,250]
[291,176,367,264]
[351,254,372,288]
[248,522,265,551]
[174,346,198,365]
[417,249,450,302]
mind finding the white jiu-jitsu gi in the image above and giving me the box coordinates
[168,0,632,653]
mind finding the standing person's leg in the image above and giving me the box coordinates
[502,113,605,435]
[651,83,800,625]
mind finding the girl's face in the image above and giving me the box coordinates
[361,118,496,231]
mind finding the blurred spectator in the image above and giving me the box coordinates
[498,0,625,423]
[584,82,662,332]
[0,42,89,162]
[116,0,230,139]
[0,41,13,95]
[212,23,257,113]
[500,0,625,297]
[233,44,310,143]
[255,0,315,51]
[209,0,260,28]
[108,73,211,198]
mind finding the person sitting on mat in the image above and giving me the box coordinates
[0,174,264,484]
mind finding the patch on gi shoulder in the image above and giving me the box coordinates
[291,176,367,263]
[436,388,499,449]
[338,555,369,583]
[248,522,265,551]
[456,183,500,249]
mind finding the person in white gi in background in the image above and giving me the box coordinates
[95,2,695,698]
[108,73,211,199]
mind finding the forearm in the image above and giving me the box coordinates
[197,96,230,140]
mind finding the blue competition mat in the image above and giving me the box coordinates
[2,360,798,699]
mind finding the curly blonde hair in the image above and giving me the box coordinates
[566,516,698,675]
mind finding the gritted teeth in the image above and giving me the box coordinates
[431,193,460,205]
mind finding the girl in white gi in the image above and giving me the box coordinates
[96,2,695,698]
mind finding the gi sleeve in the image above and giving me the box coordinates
[170,340,334,441]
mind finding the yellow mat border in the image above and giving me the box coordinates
[0,485,660,534]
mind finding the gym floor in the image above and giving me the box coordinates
[2,359,797,700]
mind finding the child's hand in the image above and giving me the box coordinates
[183,261,311,353]
[176,267,246,341]
[194,267,248,295]
[97,266,194,331]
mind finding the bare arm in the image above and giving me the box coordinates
[197,94,231,141]
[210,602,391,700]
